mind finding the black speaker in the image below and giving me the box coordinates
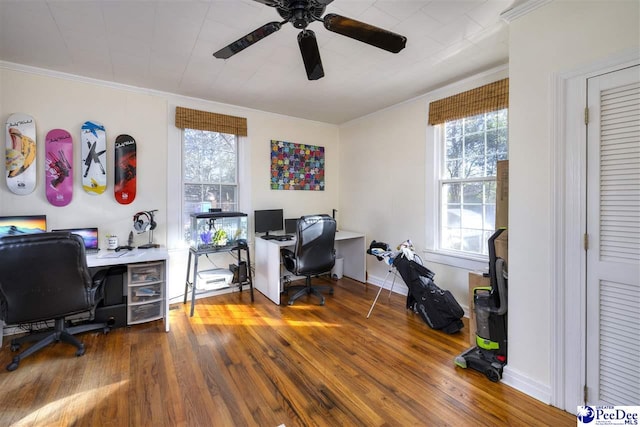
[95,302,127,329]
[230,261,248,283]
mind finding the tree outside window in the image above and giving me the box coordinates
[440,109,508,256]
[183,129,238,243]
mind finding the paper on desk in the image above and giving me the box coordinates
[98,249,138,259]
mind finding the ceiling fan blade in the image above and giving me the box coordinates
[298,30,324,80]
[323,13,407,54]
[213,21,282,59]
[252,0,281,6]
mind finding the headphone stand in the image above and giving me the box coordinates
[139,229,159,249]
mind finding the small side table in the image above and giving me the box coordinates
[183,241,254,317]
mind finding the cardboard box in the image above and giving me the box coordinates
[468,272,490,346]
[495,229,508,266]
[495,160,509,229]
[495,160,508,266]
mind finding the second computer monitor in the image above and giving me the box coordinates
[284,218,298,234]
[254,209,284,236]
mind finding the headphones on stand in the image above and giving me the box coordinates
[133,210,157,233]
[133,210,160,249]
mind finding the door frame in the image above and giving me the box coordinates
[551,49,639,413]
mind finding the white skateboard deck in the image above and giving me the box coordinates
[81,120,107,195]
[5,113,37,195]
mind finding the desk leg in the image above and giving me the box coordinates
[246,247,254,302]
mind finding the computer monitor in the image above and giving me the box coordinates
[0,215,47,237]
[284,218,298,234]
[254,209,284,236]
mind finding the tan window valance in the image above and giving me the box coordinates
[175,106,247,136]
[428,78,509,125]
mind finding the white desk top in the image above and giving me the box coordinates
[87,247,168,268]
[258,230,365,247]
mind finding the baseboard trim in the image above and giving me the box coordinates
[502,365,552,404]
[366,272,408,296]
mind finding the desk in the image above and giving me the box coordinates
[254,230,366,305]
[87,248,170,332]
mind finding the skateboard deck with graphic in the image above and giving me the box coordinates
[114,134,136,204]
[5,113,37,195]
[81,121,107,195]
[45,129,73,206]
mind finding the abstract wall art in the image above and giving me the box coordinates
[270,140,325,191]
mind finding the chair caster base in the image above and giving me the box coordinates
[6,358,19,371]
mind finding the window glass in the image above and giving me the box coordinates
[439,109,508,256]
[182,129,238,243]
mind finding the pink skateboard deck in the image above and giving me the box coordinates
[5,113,37,195]
[45,129,73,206]
[114,134,136,204]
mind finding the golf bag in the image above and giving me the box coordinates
[393,255,464,334]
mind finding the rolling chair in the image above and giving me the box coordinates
[0,232,110,371]
[281,215,336,306]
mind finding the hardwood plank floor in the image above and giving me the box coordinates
[0,277,575,426]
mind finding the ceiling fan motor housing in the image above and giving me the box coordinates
[277,0,327,29]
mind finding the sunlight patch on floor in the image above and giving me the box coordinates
[179,303,344,328]
[12,380,128,426]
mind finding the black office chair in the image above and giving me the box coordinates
[0,232,110,371]
[281,215,336,306]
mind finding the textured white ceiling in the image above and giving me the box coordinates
[0,0,511,124]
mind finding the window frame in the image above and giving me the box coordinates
[438,108,507,257]
[181,128,240,246]
[423,68,509,271]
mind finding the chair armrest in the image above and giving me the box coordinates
[91,268,108,289]
[89,268,108,305]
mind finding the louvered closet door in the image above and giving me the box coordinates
[586,65,640,405]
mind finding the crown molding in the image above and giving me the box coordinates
[500,0,552,23]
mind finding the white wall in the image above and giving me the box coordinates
[338,66,508,308]
[0,68,168,247]
[506,0,639,400]
[163,97,339,301]
[338,0,639,405]
[0,65,340,302]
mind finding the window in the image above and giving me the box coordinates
[182,129,238,243]
[438,109,508,256]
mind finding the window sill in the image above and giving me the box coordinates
[421,249,488,272]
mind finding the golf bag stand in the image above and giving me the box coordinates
[454,228,508,382]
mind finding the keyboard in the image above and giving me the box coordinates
[275,234,294,241]
[261,234,294,241]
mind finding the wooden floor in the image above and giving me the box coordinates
[0,277,574,427]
